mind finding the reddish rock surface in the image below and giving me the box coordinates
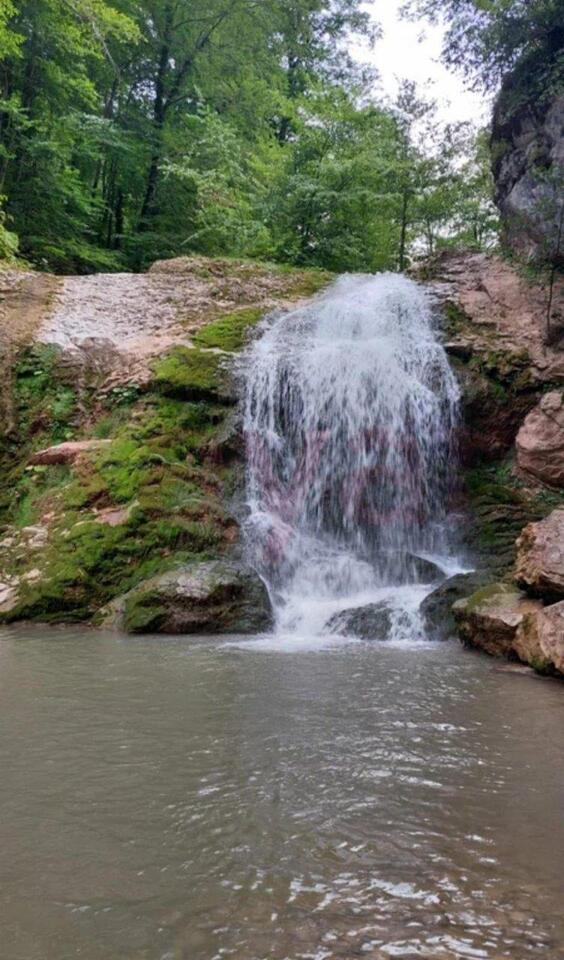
[515,601,564,675]
[515,509,564,598]
[516,391,564,487]
[427,252,564,383]
[29,440,112,466]
[453,583,543,658]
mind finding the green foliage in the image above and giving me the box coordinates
[403,0,563,90]
[0,0,497,272]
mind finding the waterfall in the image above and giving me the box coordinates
[241,274,461,638]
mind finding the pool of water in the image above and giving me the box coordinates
[1,626,563,960]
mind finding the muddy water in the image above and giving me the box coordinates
[1,627,563,960]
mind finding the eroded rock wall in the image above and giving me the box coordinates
[0,257,330,631]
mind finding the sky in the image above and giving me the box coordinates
[355,0,491,126]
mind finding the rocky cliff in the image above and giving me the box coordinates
[425,251,564,677]
[0,257,330,631]
[491,37,564,266]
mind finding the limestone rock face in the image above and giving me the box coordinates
[325,602,393,640]
[492,92,564,264]
[515,510,564,599]
[453,584,543,658]
[104,559,273,635]
[29,440,112,466]
[514,602,564,676]
[516,392,564,488]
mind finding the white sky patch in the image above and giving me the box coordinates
[354,0,492,127]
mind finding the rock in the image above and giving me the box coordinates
[21,568,42,583]
[515,509,564,599]
[513,602,564,675]
[0,581,18,614]
[420,571,492,640]
[20,525,48,549]
[94,504,135,527]
[425,250,564,389]
[29,440,112,466]
[103,559,273,635]
[453,583,543,658]
[492,83,564,264]
[516,392,564,488]
[325,602,393,640]
[204,410,243,463]
[374,552,444,585]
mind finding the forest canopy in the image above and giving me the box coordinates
[0,0,499,273]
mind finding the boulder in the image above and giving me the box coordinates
[516,392,564,488]
[420,571,492,640]
[103,559,273,635]
[514,602,564,675]
[326,602,393,640]
[29,440,112,466]
[515,509,564,599]
[453,583,543,658]
[374,552,444,585]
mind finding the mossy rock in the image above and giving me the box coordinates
[193,307,264,352]
[462,460,564,574]
[103,559,273,635]
[153,347,235,402]
[420,571,493,640]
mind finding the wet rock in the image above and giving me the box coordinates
[453,583,543,658]
[204,409,243,464]
[103,559,273,635]
[420,571,492,640]
[515,509,564,599]
[404,554,445,584]
[374,552,444,585]
[515,602,564,676]
[29,440,112,466]
[326,602,393,640]
[516,392,564,488]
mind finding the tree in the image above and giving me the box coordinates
[401,0,563,89]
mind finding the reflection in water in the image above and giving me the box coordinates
[0,627,563,959]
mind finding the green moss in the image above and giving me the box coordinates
[122,597,167,634]
[283,268,333,298]
[529,655,554,677]
[462,582,518,614]
[153,347,229,401]
[443,302,469,332]
[94,439,159,503]
[13,345,78,444]
[134,397,226,458]
[463,459,564,573]
[193,307,264,352]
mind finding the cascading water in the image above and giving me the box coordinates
[242,274,462,639]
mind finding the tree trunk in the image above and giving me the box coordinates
[138,23,171,230]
